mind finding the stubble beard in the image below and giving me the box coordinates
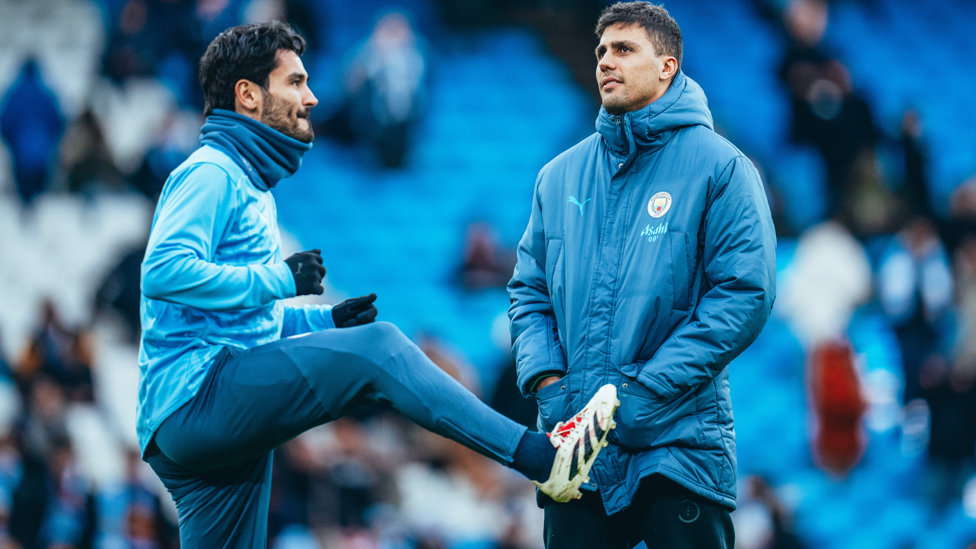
[601,93,631,115]
[261,93,314,143]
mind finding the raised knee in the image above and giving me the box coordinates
[363,321,409,348]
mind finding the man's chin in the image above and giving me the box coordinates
[602,100,627,116]
[266,119,314,143]
[293,119,314,143]
[292,128,314,143]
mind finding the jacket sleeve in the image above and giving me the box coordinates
[281,304,336,337]
[508,170,568,397]
[635,156,776,401]
[141,163,297,311]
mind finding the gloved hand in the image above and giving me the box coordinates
[332,293,378,328]
[285,249,326,296]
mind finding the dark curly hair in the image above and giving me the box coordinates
[595,2,682,69]
[199,21,307,116]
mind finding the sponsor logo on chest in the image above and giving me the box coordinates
[641,222,668,242]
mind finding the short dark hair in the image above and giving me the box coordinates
[199,21,306,116]
[595,2,682,69]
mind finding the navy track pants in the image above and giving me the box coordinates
[145,321,526,548]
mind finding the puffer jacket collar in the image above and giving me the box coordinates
[596,71,713,159]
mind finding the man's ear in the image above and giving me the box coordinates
[234,79,263,117]
[660,57,678,81]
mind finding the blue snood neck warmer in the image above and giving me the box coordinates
[199,108,312,191]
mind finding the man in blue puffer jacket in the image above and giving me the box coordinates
[508,3,777,548]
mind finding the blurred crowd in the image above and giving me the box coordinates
[2,0,976,548]
[773,0,976,488]
[0,0,430,211]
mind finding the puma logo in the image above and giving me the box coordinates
[568,196,591,215]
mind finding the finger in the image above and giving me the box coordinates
[356,307,378,324]
[312,283,324,295]
[351,293,377,305]
[309,249,321,255]
[316,264,326,278]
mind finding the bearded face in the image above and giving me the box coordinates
[261,91,314,143]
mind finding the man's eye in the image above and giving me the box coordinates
[620,46,630,53]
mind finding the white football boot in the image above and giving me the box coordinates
[533,384,620,502]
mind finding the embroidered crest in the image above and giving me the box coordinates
[648,191,672,218]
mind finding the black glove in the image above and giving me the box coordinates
[285,249,326,296]
[332,293,378,328]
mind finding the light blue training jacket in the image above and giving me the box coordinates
[509,72,776,512]
[137,112,335,453]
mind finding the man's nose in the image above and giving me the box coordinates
[304,88,318,108]
[598,52,615,72]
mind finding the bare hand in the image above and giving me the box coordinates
[534,375,563,394]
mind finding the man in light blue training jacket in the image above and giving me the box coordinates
[509,3,777,548]
[138,21,621,549]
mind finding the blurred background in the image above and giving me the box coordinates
[0,0,975,547]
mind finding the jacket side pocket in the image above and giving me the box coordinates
[545,238,565,328]
[536,384,574,433]
[670,231,691,311]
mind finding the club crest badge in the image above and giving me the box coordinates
[648,192,672,218]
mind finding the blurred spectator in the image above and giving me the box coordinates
[282,0,325,54]
[38,435,93,549]
[489,355,538,433]
[0,59,66,206]
[809,340,867,476]
[777,221,872,345]
[778,1,878,226]
[268,419,402,548]
[899,109,933,220]
[196,0,246,48]
[17,302,95,404]
[486,312,539,433]
[878,219,976,506]
[800,61,878,227]
[910,236,976,509]
[733,475,808,549]
[102,0,206,106]
[778,0,830,143]
[946,174,976,255]
[22,376,70,475]
[128,110,199,199]
[457,222,516,290]
[0,380,22,547]
[94,245,147,344]
[342,12,427,168]
[878,218,954,404]
[59,109,125,195]
[6,428,50,549]
[953,237,976,375]
[94,450,177,549]
[0,338,11,382]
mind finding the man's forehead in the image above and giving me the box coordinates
[272,50,307,76]
[598,23,652,46]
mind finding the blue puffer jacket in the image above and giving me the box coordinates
[508,72,776,513]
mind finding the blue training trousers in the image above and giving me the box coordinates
[145,321,527,548]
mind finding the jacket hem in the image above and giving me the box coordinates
[602,463,736,515]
